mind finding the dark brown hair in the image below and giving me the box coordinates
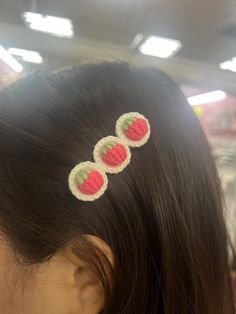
[0,60,234,313]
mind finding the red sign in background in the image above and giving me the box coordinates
[193,95,236,137]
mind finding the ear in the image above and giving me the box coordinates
[60,235,114,314]
[0,235,113,314]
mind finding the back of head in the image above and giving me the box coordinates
[0,61,233,313]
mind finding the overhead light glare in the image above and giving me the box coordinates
[0,45,23,73]
[22,12,74,38]
[188,90,226,106]
[139,35,182,58]
[8,48,43,64]
[219,58,236,72]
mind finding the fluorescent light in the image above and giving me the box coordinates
[188,91,226,106]
[8,48,43,64]
[139,35,182,58]
[219,58,236,72]
[0,45,23,73]
[22,12,74,38]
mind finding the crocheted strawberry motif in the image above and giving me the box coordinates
[76,167,104,195]
[121,117,148,141]
[100,140,127,166]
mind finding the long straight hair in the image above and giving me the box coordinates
[0,60,234,313]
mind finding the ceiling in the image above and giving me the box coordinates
[1,0,236,94]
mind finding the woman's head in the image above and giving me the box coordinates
[0,60,233,313]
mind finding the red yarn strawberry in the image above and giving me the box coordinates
[77,168,104,195]
[100,140,127,166]
[122,117,148,141]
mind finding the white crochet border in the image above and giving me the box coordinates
[68,161,108,201]
[93,136,131,174]
[115,112,151,147]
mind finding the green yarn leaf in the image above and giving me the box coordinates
[101,141,116,155]
[77,175,84,185]
[127,117,134,124]
[121,117,134,131]
[77,169,89,185]
[101,146,108,154]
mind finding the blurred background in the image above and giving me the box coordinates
[0,0,236,268]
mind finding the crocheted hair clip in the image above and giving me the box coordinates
[68,112,151,201]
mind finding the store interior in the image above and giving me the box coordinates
[1,0,236,267]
